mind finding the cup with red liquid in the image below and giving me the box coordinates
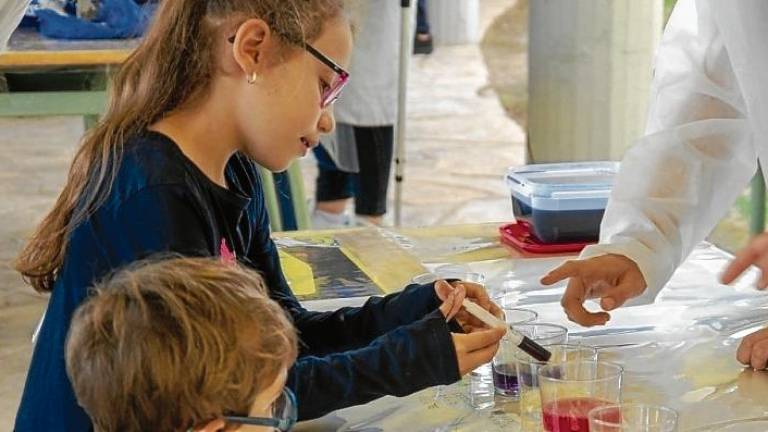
[538,360,623,432]
[588,404,678,432]
[493,323,568,399]
[515,344,599,431]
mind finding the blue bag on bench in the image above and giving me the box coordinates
[31,0,155,39]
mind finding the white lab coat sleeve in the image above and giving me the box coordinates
[580,0,756,305]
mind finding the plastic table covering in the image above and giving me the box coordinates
[277,225,768,431]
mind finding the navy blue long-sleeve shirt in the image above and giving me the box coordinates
[14,131,460,431]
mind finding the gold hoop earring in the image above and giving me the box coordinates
[247,72,258,85]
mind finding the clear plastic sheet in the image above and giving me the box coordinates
[292,229,768,431]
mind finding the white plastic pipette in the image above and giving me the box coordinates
[462,299,552,362]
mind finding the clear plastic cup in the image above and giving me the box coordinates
[538,360,623,432]
[411,265,485,286]
[413,268,495,409]
[411,272,438,285]
[493,323,568,399]
[515,344,599,431]
[450,272,485,284]
[434,263,474,279]
[493,291,520,308]
[440,269,494,409]
[588,404,678,432]
[503,308,539,327]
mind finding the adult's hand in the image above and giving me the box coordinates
[719,234,768,369]
[721,232,768,289]
[541,254,646,326]
[736,327,768,370]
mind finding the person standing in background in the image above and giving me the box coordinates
[414,0,433,55]
[312,0,399,227]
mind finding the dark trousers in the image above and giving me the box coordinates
[417,0,430,34]
[314,126,394,216]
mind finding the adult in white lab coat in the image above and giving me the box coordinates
[0,0,29,49]
[541,0,768,369]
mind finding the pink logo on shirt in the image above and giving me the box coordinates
[220,238,236,265]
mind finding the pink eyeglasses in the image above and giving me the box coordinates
[304,44,350,108]
[228,34,350,108]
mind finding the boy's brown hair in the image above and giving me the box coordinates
[65,257,298,432]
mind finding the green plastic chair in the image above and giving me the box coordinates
[258,163,310,232]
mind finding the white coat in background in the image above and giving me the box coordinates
[581,0,768,304]
[321,0,401,172]
[0,0,30,49]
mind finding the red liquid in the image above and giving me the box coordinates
[542,397,613,432]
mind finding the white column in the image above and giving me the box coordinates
[0,0,30,50]
[426,0,480,45]
[527,0,663,163]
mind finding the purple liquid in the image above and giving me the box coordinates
[492,363,519,396]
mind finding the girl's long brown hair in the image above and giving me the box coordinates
[16,0,344,292]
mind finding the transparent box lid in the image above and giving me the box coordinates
[505,162,620,210]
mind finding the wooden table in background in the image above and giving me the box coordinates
[0,28,137,125]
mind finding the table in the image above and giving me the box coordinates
[0,27,136,68]
[274,224,768,431]
[0,28,136,123]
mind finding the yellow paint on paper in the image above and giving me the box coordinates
[278,250,316,296]
[334,230,427,293]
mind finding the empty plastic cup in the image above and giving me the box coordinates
[411,265,485,286]
[588,403,678,432]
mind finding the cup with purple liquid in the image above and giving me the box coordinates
[492,322,567,399]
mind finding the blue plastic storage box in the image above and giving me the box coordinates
[505,162,620,243]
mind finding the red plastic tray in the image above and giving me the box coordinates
[499,221,594,254]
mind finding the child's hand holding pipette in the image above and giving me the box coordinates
[437,281,466,322]
[435,280,506,375]
[435,280,504,332]
[436,280,553,362]
[451,328,506,375]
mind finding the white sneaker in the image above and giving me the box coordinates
[352,215,380,228]
[311,209,353,229]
